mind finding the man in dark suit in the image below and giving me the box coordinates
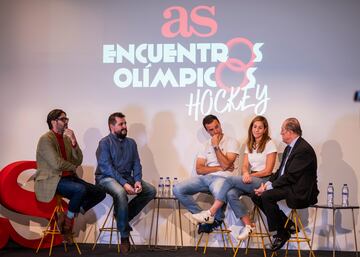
[251,118,318,251]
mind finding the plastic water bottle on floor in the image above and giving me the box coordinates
[341,183,349,207]
[327,182,334,207]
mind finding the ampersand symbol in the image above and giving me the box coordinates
[215,37,256,92]
[0,161,65,249]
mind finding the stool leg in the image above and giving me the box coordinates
[178,200,184,247]
[245,207,255,255]
[195,232,204,251]
[130,234,136,250]
[92,204,113,250]
[155,199,161,247]
[109,212,114,248]
[204,234,209,254]
[49,222,57,256]
[256,211,267,257]
[310,207,318,257]
[246,207,271,257]
[36,204,59,256]
[293,211,301,257]
[172,199,178,249]
[224,223,234,252]
[110,213,120,253]
[351,209,358,257]
[284,210,293,257]
[221,224,227,251]
[233,240,242,257]
[148,199,156,247]
[332,209,335,257]
[36,235,46,253]
[296,210,315,257]
[245,237,251,254]
[74,241,82,255]
[259,210,273,244]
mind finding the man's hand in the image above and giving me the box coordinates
[64,128,77,146]
[254,183,267,196]
[211,134,221,147]
[242,173,252,184]
[124,183,136,195]
[134,181,142,194]
[227,164,235,172]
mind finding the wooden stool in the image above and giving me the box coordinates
[271,209,315,257]
[195,221,234,254]
[36,195,81,256]
[234,206,273,257]
[92,203,136,253]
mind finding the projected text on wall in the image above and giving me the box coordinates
[102,5,270,120]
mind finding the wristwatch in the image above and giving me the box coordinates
[213,145,220,151]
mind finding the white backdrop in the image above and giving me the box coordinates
[1,0,360,251]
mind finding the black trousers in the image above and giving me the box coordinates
[251,187,290,233]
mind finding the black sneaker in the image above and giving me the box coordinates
[211,219,223,230]
[198,223,214,234]
[285,220,299,234]
[126,224,133,232]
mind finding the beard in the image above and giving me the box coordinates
[57,124,67,134]
[115,128,127,139]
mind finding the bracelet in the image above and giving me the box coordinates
[213,146,219,151]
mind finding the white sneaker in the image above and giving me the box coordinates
[237,225,255,241]
[191,210,215,224]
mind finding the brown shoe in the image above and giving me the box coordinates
[55,211,65,232]
[62,216,74,244]
[120,237,130,254]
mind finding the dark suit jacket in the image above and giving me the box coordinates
[270,137,319,209]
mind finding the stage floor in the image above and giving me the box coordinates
[0,244,358,257]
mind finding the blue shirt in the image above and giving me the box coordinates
[95,133,142,186]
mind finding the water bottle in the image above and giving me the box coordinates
[164,177,171,197]
[342,183,349,207]
[171,177,178,197]
[157,177,164,197]
[327,182,334,207]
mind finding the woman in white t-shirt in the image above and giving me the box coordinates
[192,116,277,240]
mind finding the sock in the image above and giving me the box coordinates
[66,211,75,219]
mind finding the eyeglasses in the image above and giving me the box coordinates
[57,117,69,122]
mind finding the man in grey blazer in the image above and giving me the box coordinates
[34,109,105,242]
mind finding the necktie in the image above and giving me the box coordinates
[280,145,291,176]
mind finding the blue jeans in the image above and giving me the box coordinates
[172,175,227,221]
[56,175,106,214]
[222,176,269,218]
[98,177,156,237]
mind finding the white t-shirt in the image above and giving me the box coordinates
[244,139,277,173]
[197,135,240,177]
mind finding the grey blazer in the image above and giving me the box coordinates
[34,131,83,202]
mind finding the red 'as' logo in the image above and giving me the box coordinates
[161,5,217,38]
